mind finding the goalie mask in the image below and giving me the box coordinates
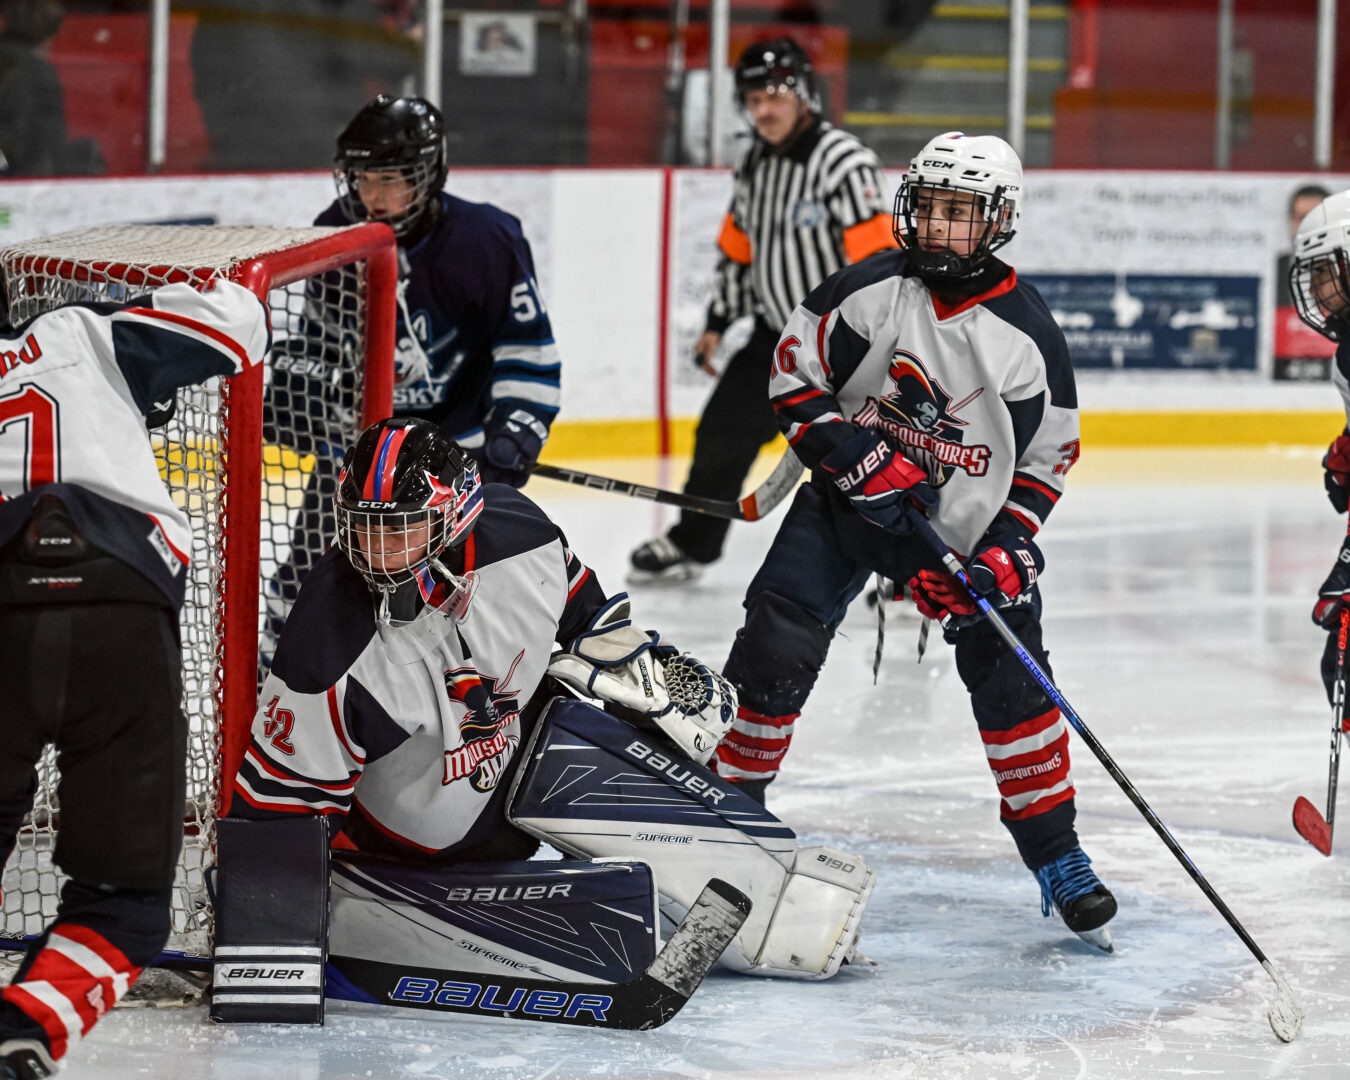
[893,131,1023,286]
[335,95,447,245]
[335,418,482,619]
[1290,188,1350,342]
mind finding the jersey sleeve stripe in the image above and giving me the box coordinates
[327,685,367,765]
[232,770,350,815]
[116,306,254,370]
[244,745,358,792]
[773,387,826,411]
[816,310,833,378]
[566,565,592,602]
[144,513,189,565]
[1011,473,1061,502]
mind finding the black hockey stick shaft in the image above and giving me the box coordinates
[532,452,803,522]
[324,877,750,1030]
[906,510,1302,1039]
[1294,603,1347,854]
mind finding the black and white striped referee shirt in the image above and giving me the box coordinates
[707,118,896,334]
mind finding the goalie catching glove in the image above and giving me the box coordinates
[547,594,735,765]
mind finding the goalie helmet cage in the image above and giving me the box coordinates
[0,224,396,962]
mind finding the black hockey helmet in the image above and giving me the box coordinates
[334,95,447,244]
[734,37,820,114]
[334,418,483,598]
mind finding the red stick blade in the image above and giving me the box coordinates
[1293,796,1333,856]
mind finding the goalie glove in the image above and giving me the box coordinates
[548,594,736,765]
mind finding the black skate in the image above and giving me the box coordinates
[627,536,704,585]
[0,1040,55,1080]
[1034,847,1117,953]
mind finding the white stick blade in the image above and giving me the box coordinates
[1264,963,1304,1042]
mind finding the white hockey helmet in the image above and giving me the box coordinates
[1289,188,1350,341]
[893,131,1024,283]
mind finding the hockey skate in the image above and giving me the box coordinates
[0,1040,54,1080]
[1034,847,1117,953]
[627,536,704,585]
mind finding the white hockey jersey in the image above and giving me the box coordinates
[232,486,609,858]
[771,249,1079,552]
[0,280,271,605]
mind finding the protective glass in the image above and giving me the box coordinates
[334,161,440,238]
[1290,251,1350,341]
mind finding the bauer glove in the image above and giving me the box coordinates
[820,429,936,535]
[1325,433,1350,514]
[1313,536,1350,628]
[482,409,547,489]
[909,518,1044,623]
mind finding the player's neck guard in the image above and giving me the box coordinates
[372,556,477,664]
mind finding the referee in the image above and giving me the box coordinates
[629,37,898,584]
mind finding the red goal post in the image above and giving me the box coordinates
[0,224,396,960]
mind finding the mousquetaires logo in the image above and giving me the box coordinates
[442,650,524,792]
[852,350,991,486]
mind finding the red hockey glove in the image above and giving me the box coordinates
[820,430,936,535]
[907,521,1044,622]
[1313,537,1350,628]
[1324,434,1350,514]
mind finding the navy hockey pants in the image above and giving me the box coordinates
[668,319,783,564]
[718,481,1080,872]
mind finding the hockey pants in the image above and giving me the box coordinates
[668,319,783,564]
[718,481,1080,871]
[0,600,183,1063]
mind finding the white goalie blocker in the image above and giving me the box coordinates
[510,689,875,981]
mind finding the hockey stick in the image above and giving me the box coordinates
[323,877,750,1029]
[905,509,1305,1043]
[532,451,804,522]
[1293,603,1348,855]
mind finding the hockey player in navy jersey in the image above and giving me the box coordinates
[214,418,875,1023]
[713,131,1118,952]
[0,280,270,1077]
[1289,190,1350,694]
[261,94,561,672]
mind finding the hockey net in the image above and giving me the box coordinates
[0,225,396,976]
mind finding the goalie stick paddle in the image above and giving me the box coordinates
[1293,604,1349,856]
[323,877,751,1029]
[532,452,804,522]
[904,508,1305,1043]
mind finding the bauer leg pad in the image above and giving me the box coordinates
[508,696,874,979]
[211,816,329,1024]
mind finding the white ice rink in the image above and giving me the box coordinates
[72,446,1350,1079]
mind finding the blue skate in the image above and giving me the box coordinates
[1035,847,1117,953]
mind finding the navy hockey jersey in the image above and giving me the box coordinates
[0,281,271,607]
[773,249,1079,553]
[232,485,609,858]
[314,193,561,450]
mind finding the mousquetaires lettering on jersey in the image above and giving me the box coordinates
[853,350,991,486]
[442,649,524,792]
[0,334,43,379]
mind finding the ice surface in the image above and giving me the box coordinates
[63,448,1350,1078]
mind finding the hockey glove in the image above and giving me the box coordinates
[1325,433,1350,514]
[820,429,936,535]
[547,595,735,765]
[909,520,1044,623]
[1313,536,1350,628]
[482,409,547,488]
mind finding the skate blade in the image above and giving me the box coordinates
[1075,924,1114,953]
[626,565,704,587]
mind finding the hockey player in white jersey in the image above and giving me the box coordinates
[1288,190,1350,694]
[0,280,270,1078]
[213,417,874,1025]
[713,132,1118,952]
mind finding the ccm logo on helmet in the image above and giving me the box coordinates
[921,158,955,170]
[353,499,397,509]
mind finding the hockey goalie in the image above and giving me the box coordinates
[213,417,875,1026]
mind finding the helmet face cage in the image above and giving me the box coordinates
[335,158,442,239]
[1290,249,1350,341]
[893,177,1017,282]
[334,421,483,596]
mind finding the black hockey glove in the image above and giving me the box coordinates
[819,429,936,535]
[482,409,547,488]
[1324,433,1350,514]
[908,519,1044,624]
[1313,536,1350,629]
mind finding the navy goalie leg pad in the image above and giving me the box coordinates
[325,856,660,1013]
[211,816,329,1024]
[508,697,875,979]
